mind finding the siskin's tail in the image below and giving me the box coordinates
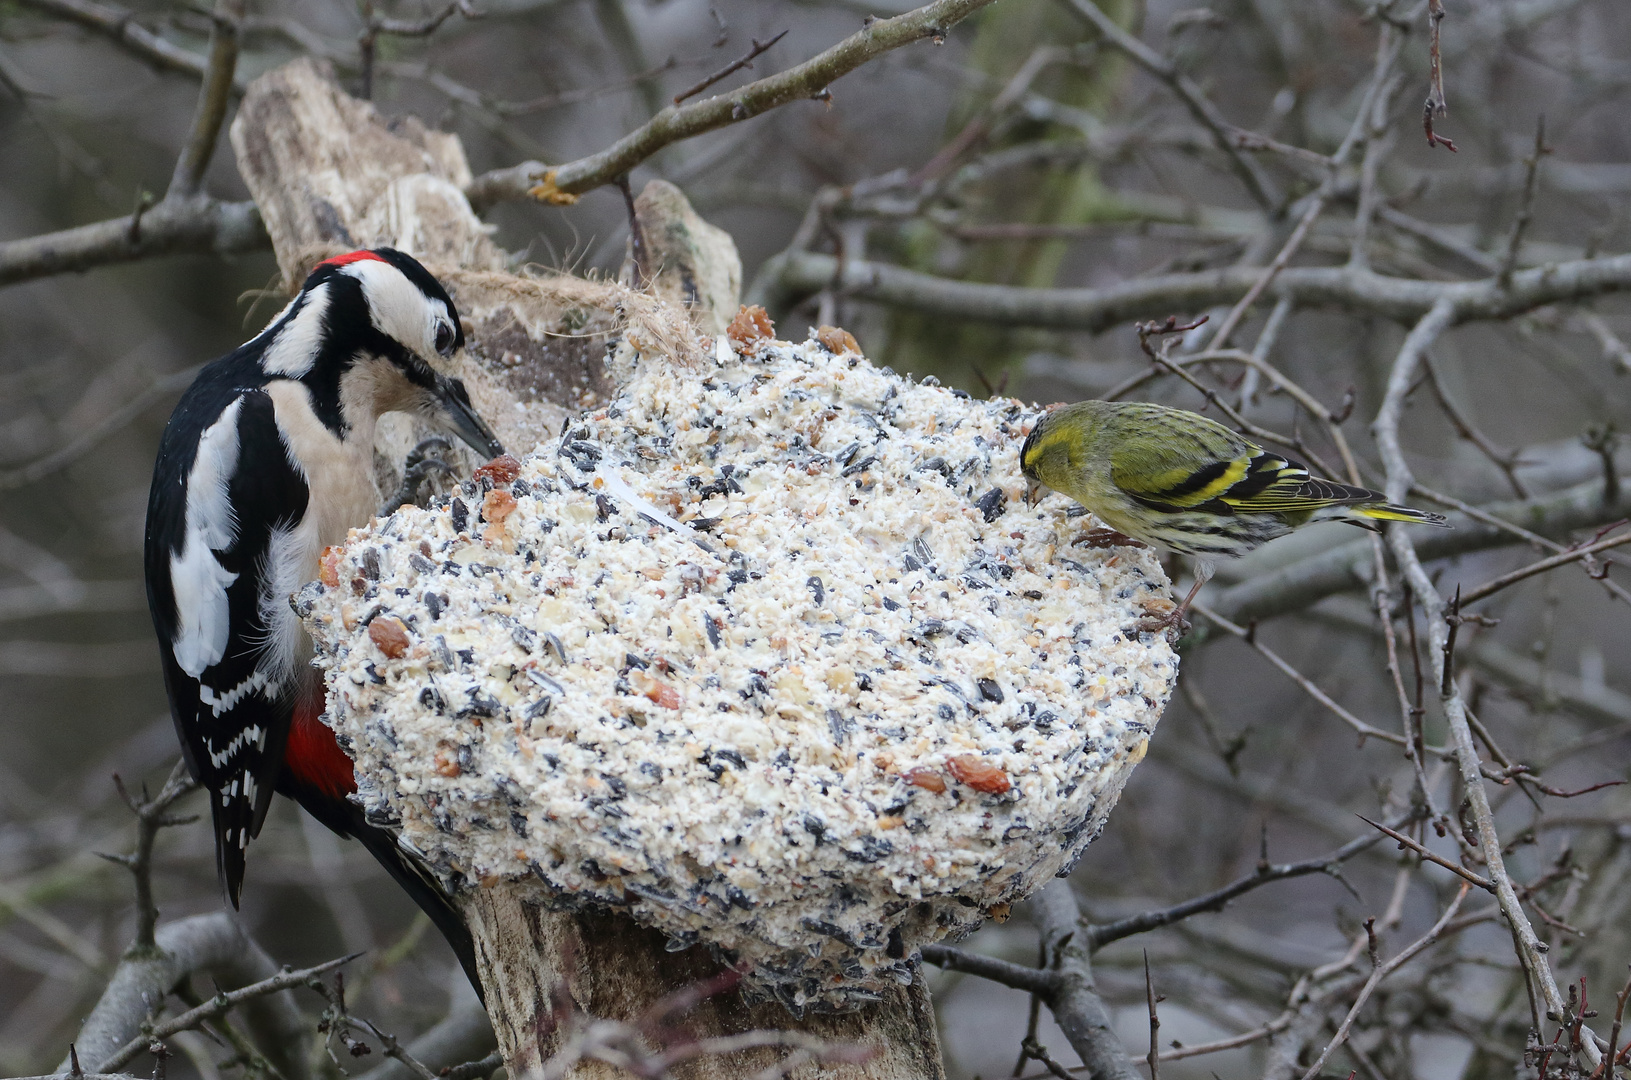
[1350,503,1451,528]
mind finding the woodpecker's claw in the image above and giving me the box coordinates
[382,438,456,513]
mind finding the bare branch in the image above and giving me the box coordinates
[14,0,233,88]
[466,0,999,205]
[1086,821,1399,950]
[919,945,1061,995]
[1203,18,1403,349]
[103,761,198,952]
[61,912,313,1080]
[0,196,266,289]
[97,953,357,1074]
[1029,881,1139,1080]
[1375,299,1599,1058]
[1208,473,1631,626]
[1459,530,1631,607]
[355,1002,496,1080]
[167,0,245,198]
[1355,816,1492,890]
[1295,884,1472,1080]
[0,366,201,490]
[765,249,1631,333]
[358,0,479,100]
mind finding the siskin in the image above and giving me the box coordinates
[1020,400,1450,622]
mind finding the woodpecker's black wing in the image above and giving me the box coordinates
[146,376,309,906]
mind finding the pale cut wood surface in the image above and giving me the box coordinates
[463,885,946,1080]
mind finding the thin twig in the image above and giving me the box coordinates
[1295,884,1471,1080]
[1087,821,1399,949]
[1423,356,1530,498]
[1143,953,1160,1080]
[99,761,198,952]
[1498,116,1551,288]
[672,30,788,104]
[15,0,232,87]
[1203,19,1404,349]
[1193,603,1429,752]
[1058,0,1279,212]
[1423,0,1456,151]
[1459,530,1631,607]
[1356,815,1493,890]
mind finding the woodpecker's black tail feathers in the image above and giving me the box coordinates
[279,780,484,1001]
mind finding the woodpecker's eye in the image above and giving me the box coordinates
[434,321,456,357]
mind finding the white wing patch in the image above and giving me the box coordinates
[170,397,244,678]
[261,282,332,377]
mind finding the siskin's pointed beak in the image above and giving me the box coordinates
[1023,479,1044,508]
[434,375,505,459]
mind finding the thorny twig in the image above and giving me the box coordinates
[95,953,358,1073]
[1143,953,1160,1080]
[99,760,198,953]
[1295,884,1471,1080]
[1357,815,1493,891]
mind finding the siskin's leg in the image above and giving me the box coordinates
[1138,559,1213,635]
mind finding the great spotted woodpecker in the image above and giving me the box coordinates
[144,248,502,990]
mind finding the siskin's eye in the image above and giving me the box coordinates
[434,321,456,357]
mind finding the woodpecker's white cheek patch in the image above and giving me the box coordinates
[170,397,244,678]
[343,259,444,358]
[261,283,332,378]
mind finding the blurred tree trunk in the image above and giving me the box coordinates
[881,0,1138,382]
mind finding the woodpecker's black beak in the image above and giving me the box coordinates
[435,375,505,459]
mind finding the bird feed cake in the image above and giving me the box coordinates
[298,322,1178,1011]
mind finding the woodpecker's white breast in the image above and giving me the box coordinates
[265,379,381,548]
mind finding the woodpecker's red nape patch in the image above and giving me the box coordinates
[285,684,357,800]
[317,250,389,270]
